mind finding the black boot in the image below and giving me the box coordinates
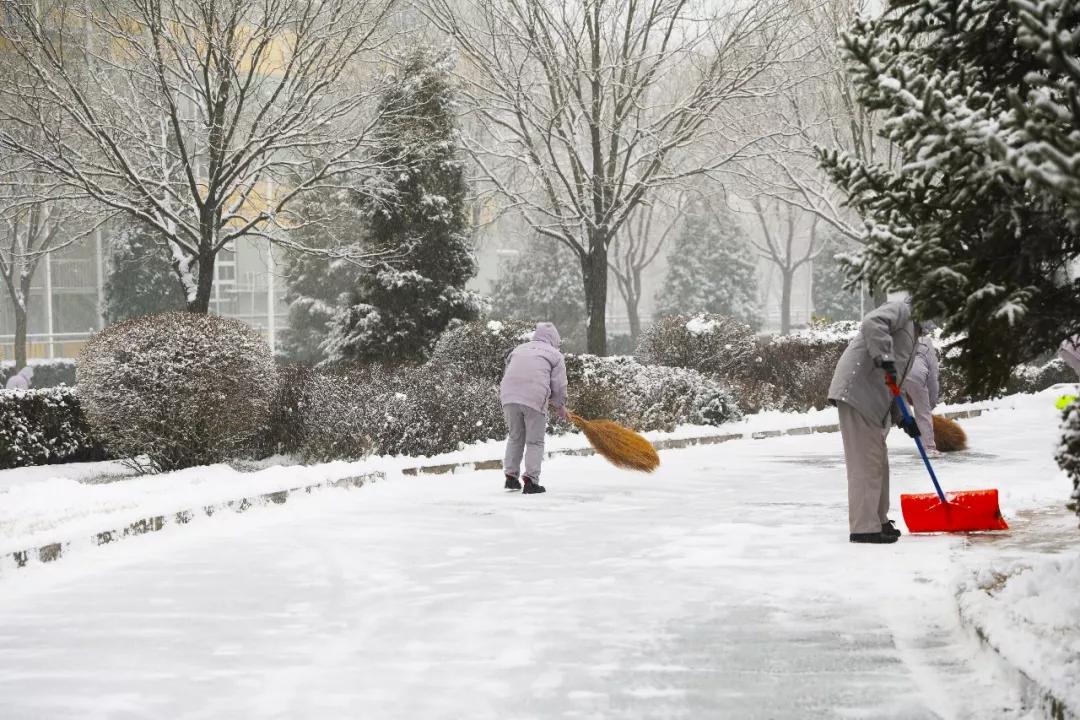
[850,531,898,544]
[882,519,902,539]
[504,475,521,490]
[522,477,546,494]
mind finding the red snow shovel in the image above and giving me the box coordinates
[887,376,1008,533]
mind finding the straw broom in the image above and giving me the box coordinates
[932,414,968,452]
[568,412,660,472]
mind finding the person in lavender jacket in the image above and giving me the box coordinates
[902,327,940,455]
[499,322,570,494]
[1059,336,1080,379]
[4,365,33,390]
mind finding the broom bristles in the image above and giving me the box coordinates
[569,412,660,472]
[932,414,968,452]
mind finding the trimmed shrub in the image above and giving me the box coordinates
[1055,400,1080,524]
[275,364,504,459]
[0,387,107,469]
[78,312,277,471]
[566,354,740,432]
[428,319,536,380]
[636,313,756,377]
[739,330,851,413]
[1,359,78,389]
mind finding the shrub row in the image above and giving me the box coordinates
[0,387,108,469]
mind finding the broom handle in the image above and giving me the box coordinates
[886,375,948,504]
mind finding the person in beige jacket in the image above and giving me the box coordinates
[828,299,923,544]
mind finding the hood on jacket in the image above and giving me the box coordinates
[532,322,561,349]
[19,366,33,380]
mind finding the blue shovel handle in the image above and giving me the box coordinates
[887,376,948,504]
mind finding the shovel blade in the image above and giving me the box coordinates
[900,489,1008,533]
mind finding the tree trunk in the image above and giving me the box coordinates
[187,248,217,314]
[13,304,27,371]
[581,238,609,356]
[625,291,641,347]
[780,269,793,335]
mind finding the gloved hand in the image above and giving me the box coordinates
[898,415,921,439]
[880,359,898,385]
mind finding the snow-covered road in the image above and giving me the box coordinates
[0,392,1071,719]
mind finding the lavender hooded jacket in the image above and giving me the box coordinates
[4,366,33,391]
[905,336,940,409]
[500,322,568,414]
[1059,336,1080,377]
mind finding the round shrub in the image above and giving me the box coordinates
[77,312,277,471]
[428,319,536,380]
[636,313,756,377]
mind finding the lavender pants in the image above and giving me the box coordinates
[503,403,547,481]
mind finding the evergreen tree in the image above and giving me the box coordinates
[279,187,367,364]
[489,237,587,350]
[654,200,760,329]
[812,244,864,322]
[322,47,482,364]
[820,0,1080,396]
[103,221,186,324]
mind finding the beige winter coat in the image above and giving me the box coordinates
[828,301,918,428]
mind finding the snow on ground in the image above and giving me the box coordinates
[0,389,1044,557]
[0,389,1075,719]
[956,510,1080,715]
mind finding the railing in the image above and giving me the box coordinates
[0,332,94,361]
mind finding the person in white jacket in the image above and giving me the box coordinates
[902,329,940,456]
[4,366,34,390]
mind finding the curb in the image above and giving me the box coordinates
[0,472,382,578]
[958,600,1079,720]
[401,409,986,477]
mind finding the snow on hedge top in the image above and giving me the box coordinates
[486,320,504,333]
[685,314,722,336]
[770,321,859,346]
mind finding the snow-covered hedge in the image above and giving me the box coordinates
[0,387,107,469]
[268,364,504,459]
[939,351,1074,403]
[566,355,740,431]
[738,326,853,412]
[428,319,536,380]
[1,359,78,388]
[1055,400,1080,526]
[636,313,756,377]
[78,312,278,471]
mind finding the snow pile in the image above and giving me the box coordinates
[958,555,1080,715]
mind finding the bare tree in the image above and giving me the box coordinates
[733,0,891,243]
[747,195,825,335]
[0,162,97,369]
[608,190,686,345]
[0,0,398,313]
[425,0,795,354]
